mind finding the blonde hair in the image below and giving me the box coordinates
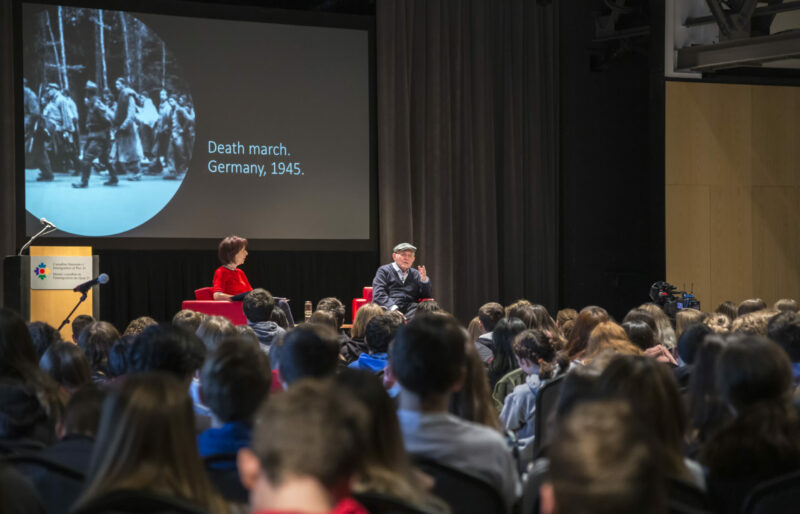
[704,313,731,334]
[350,303,384,340]
[638,303,676,349]
[730,309,776,336]
[584,322,642,364]
[675,308,705,341]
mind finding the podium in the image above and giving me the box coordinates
[4,246,99,341]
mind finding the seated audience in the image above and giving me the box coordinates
[499,329,557,442]
[488,317,526,389]
[714,300,737,320]
[449,334,503,431]
[71,314,94,344]
[638,303,676,350]
[582,322,642,366]
[563,306,609,363]
[342,303,384,365]
[730,309,774,335]
[77,321,120,383]
[278,324,340,387]
[128,324,202,382]
[701,335,800,514]
[39,341,91,395]
[27,321,62,360]
[768,310,800,385]
[237,379,370,514]
[107,335,134,379]
[388,315,520,507]
[555,308,577,336]
[243,289,286,353]
[172,309,205,334]
[72,373,229,514]
[195,315,236,353]
[540,400,666,514]
[622,319,657,351]
[197,338,271,466]
[122,316,157,337]
[348,314,402,373]
[316,297,347,332]
[475,302,504,363]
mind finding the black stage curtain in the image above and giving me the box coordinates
[1,2,16,297]
[376,0,559,322]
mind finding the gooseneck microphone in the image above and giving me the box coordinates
[18,217,58,255]
[73,273,110,294]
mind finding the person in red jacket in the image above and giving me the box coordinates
[212,235,252,300]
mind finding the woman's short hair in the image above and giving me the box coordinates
[78,321,120,374]
[217,235,247,265]
[350,303,384,340]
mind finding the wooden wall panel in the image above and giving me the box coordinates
[666,81,800,310]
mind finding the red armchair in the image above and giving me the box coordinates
[181,287,248,325]
[351,287,373,322]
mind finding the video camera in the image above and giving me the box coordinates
[649,281,700,318]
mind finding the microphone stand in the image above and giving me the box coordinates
[18,224,57,256]
[57,290,89,332]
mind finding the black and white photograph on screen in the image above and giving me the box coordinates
[22,5,195,236]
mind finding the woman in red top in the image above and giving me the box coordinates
[212,235,252,300]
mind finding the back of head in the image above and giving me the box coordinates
[415,300,442,316]
[675,309,706,340]
[715,300,738,320]
[317,297,346,328]
[507,303,537,328]
[123,316,157,337]
[39,341,91,391]
[77,321,120,374]
[0,308,39,380]
[467,316,484,344]
[81,372,223,511]
[309,310,338,331]
[128,324,202,380]
[488,317,527,382]
[716,335,792,411]
[768,310,800,362]
[738,298,767,317]
[27,321,62,360]
[596,355,687,478]
[621,320,657,350]
[505,299,532,318]
[389,314,466,398]
[704,313,731,334]
[513,329,556,378]
[351,303,384,340]
[107,335,135,378]
[278,324,340,386]
[61,384,106,437]
[201,338,270,423]
[622,308,657,332]
[365,314,403,354]
[556,308,578,327]
[566,306,609,359]
[638,303,676,349]
[546,400,666,514]
[243,288,275,323]
[677,323,711,364]
[172,309,205,334]
[71,314,95,343]
[252,379,368,491]
[585,322,641,363]
[0,379,53,442]
[478,302,505,332]
[731,309,774,336]
[269,307,289,330]
[774,298,800,313]
[195,315,236,352]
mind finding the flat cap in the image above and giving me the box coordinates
[393,242,417,253]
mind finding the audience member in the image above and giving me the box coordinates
[415,299,442,316]
[675,308,705,341]
[237,379,370,514]
[72,373,229,514]
[128,324,202,381]
[583,321,642,366]
[622,319,657,351]
[701,336,800,513]
[768,310,800,385]
[269,307,290,330]
[488,318,526,388]
[71,314,94,344]
[107,335,134,379]
[278,324,340,387]
[467,316,485,345]
[122,316,158,337]
[730,309,774,335]
[674,323,712,388]
[704,312,731,334]
[27,321,62,360]
[555,308,577,331]
[541,400,666,514]
[348,314,401,373]
[774,298,800,313]
[39,341,91,395]
[499,329,557,442]
[737,298,767,317]
[450,333,503,431]
[309,310,339,331]
[638,303,676,350]
[563,306,609,363]
[714,300,738,320]
[242,289,286,354]
[335,369,447,513]
[172,309,205,334]
[77,321,120,382]
[686,335,729,457]
[42,384,105,475]
[195,315,236,353]
[389,315,520,507]
[476,302,505,363]
[198,338,270,467]
[342,303,383,365]
[317,297,347,330]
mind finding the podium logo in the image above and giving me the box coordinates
[34,262,50,280]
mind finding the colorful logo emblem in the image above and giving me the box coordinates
[34,262,50,280]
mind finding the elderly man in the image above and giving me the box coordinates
[372,243,432,319]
